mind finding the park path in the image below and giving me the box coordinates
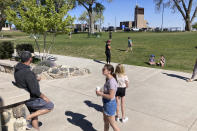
[2,54,197,131]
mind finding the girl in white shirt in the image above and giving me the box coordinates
[115,64,129,123]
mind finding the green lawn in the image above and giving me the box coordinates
[1,31,197,73]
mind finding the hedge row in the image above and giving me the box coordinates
[16,43,34,57]
[0,41,14,59]
[0,41,34,59]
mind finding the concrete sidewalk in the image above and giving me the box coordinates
[2,54,197,131]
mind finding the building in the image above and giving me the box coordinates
[2,21,12,31]
[120,21,133,28]
[120,5,147,29]
[134,5,147,28]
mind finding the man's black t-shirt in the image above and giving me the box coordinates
[14,63,41,101]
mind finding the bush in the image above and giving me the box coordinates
[16,43,34,57]
[37,60,56,67]
[32,66,50,75]
[0,41,14,59]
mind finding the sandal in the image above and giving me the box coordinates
[186,79,194,82]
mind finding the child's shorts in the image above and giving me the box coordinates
[102,98,117,116]
[116,87,126,97]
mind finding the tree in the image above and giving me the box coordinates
[0,0,17,31]
[193,22,197,29]
[154,0,197,31]
[78,10,104,25]
[72,0,111,34]
[6,0,74,58]
[94,2,105,32]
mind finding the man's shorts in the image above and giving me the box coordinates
[115,87,126,97]
[25,98,54,113]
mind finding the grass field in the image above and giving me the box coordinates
[1,31,197,73]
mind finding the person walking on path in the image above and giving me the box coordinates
[126,37,133,52]
[105,40,111,64]
[187,58,197,82]
[14,51,54,130]
[115,64,129,123]
[96,64,120,131]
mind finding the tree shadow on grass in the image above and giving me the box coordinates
[116,49,126,52]
[84,100,103,113]
[93,59,105,64]
[65,111,97,131]
[144,62,150,65]
[162,73,189,80]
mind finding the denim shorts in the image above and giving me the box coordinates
[102,98,117,116]
[25,98,54,113]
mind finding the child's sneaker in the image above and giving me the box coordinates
[115,116,120,122]
[122,117,128,123]
[26,120,32,130]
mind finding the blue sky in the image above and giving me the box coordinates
[69,0,197,29]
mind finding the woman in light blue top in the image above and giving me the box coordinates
[96,64,120,131]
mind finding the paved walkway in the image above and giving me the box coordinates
[2,55,197,131]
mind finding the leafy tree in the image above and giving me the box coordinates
[193,22,197,29]
[6,0,74,58]
[72,0,111,34]
[78,11,104,25]
[0,0,17,31]
[154,0,197,31]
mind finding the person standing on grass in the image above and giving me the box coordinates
[126,37,133,52]
[109,31,112,40]
[115,64,129,123]
[187,47,197,82]
[105,40,111,64]
[187,59,197,82]
[14,51,54,131]
[96,64,120,131]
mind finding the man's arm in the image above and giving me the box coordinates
[26,73,50,102]
[40,93,50,103]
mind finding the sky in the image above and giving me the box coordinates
[69,0,197,29]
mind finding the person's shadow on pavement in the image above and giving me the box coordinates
[84,100,103,112]
[65,111,97,131]
[162,73,188,80]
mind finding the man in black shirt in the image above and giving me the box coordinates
[14,51,54,130]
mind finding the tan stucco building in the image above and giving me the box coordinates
[134,6,147,28]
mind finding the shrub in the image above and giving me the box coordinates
[0,41,14,59]
[32,66,50,75]
[16,43,34,57]
[37,60,56,67]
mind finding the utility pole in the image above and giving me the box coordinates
[161,3,164,31]
[135,0,138,28]
[115,16,117,32]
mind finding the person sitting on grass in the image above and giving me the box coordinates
[14,51,54,131]
[126,37,133,52]
[157,55,166,67]
[149,54,156,65]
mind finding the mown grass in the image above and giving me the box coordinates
[1,31,197,73]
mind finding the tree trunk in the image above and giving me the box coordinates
[0,19,6,31]
[35,39,40,54]
[47,33,55,55]
[185,18,192,31]
[88,11,94,34]
[43,32,47,60]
